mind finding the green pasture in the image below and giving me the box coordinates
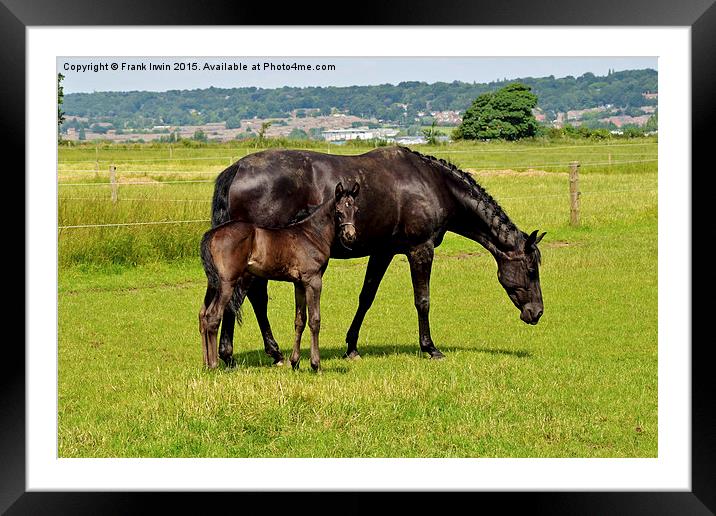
[57,139,657,457]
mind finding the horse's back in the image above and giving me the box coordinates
[223,147,452,254]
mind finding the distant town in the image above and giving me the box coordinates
[62,93,658,145]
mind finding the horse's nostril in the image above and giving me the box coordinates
[535,310,543,320]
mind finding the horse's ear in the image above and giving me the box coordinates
[335,182,344,198]
[525,230,546,251]
[350,182,360,197]
[524,230,538,250]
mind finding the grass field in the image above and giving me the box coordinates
[57,138,657,457]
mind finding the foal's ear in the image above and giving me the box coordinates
[335,182,344,197]
[350,182,360,197]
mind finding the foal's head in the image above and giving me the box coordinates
[334,182,360,249]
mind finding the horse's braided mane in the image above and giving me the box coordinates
[399,146,521,239]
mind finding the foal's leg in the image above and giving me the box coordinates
[200,280,235,369]
[305,276,323,372]
[199,285,216,367]
[345,253,394,359]
[246,278,285,365]
[406,242,444,359]
[290,283,307,370]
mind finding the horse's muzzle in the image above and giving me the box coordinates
[520,305,543,325]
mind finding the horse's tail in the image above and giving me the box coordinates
[229,285,245,326]
[200,228,221,290]
[200,227,245,326]
[211,163,238,228]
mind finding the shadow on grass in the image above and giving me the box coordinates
[223,343,530,370]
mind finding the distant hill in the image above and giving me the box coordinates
[63,68,657,130]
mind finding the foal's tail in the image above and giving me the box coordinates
[200,228,245,326]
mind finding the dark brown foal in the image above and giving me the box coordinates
[199,181,360,371]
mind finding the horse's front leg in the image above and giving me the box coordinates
[406,242,444,359]
[246,278,285,365]
[345,253,393,359]
[304,276,323,372]
[290,283,307,370]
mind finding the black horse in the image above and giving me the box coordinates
[210,146,545,365]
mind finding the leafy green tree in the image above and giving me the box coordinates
[454,83,539,141]
[257,121,272,142]
[78,127,86,141]
[192,130,207,142]
[57,73,66,140]
[422,120,439,145]
[226,115,242,129]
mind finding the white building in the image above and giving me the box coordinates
[321,127,399,142]
[322,128,376,141]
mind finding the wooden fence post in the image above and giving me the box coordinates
[110,164,118,203]
[569,161,580,226]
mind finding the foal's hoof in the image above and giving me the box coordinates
[273,359,285,367]
[343,350,362,360]
[222,357,237,368]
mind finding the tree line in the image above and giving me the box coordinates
[62,68,657,131]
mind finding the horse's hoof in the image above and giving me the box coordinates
[223,357,237,368]
[274,359,285,367]
[343,351,361,360]
[429,350,445,360]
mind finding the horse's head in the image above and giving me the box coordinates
[495,230,546,325]
[334,181,360,249]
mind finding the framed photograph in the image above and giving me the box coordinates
[6,0,713,513]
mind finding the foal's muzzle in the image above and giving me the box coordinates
[339,222,356,250]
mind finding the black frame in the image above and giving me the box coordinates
[4,1,713,513]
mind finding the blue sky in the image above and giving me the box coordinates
[59,57,657,94]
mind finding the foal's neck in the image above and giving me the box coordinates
[298,200,336,251]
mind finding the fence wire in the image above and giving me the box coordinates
[57,187,657,230]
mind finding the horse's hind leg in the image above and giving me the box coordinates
[247,278,285,365]
[218,305,236,367]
